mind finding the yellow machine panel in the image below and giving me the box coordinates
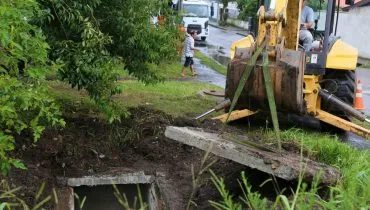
[326,39,358,70]
[230,35,254,59]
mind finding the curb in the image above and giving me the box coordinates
[236,32,248,37]
[209,22,227,30]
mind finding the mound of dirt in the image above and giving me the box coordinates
[5,107,299,209]
[0,107,232,208]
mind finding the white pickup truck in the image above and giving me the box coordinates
[177,0,214,41]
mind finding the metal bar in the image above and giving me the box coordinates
[262,51,281,151]
[323,0,335,65]
[316,110,370,139]
[195,109,216,120]
[226,39,268,122]
[335,0,340,36]
[195,99,231,120]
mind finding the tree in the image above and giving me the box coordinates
[95,0,180,83]
[220,0,232,25]
[308,0,327,11]
[0,0,65,174]
[0,0,180,173]
[237,0,258,21]
[36,0,180,120]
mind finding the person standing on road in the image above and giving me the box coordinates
[300,0,314,52]
[181,31,198,77]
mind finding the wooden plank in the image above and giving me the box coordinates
[212,109,258,123]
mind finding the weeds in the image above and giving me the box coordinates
[0,181,54,210]
[208,169,242,210]
[239,172,268,210]
[208,170,269,210]
[209,127,370,209]
[186,147,217,210]
[113,184,148,210]
[74,193,87,210]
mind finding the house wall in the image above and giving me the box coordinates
[336,6,370,59]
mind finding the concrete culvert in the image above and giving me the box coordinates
[74,184,150,210]
[57,172,160,210]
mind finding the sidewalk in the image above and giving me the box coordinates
[209,20,249,32]
[209,20,249,36]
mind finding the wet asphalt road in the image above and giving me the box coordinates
[181,57,226,88]
[188,25,247,88]
[200,25,247,58]
[192,25,370,149]
[356,68,370,116]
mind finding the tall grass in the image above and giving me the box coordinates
[194,52,227,75]
[186,147,216,210]
[113,184,148,210]
[0,181,148,210]
[209,128,370,209]
[0,181,55,210]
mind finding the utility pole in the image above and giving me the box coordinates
[178,0,183,10]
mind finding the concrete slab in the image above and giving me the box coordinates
[165,126,340,185]
[56,187,74,210]
[66,172,154,187]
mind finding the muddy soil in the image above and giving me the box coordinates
[4,107,298,209]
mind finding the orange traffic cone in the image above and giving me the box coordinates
[354,80,365,110]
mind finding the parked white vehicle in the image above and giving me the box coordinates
[177,0,214,41]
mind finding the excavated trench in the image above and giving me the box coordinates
[5,107,333,209]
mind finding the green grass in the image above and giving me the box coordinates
[276,129,370,209]
[49,80,223,118]
[361,63,370,69]
[147,61,183,79]
[210,128,370,209]
[46,53,225,82]
[353,119,370,130]
[195,51,227,75]
[116,80,223,117]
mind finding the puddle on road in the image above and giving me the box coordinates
[339,132,370,150]
[267,113,370,150]
[196,42,231,66]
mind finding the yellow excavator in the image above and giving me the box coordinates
[196,0,370,138]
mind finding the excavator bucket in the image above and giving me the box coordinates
[225,48,306,114]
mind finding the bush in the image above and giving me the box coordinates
[0,0,64,174]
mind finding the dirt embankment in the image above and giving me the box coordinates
[5,107,298,209]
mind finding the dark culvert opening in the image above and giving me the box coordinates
[74,184,150,210]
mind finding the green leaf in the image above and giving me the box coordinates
[12,160,27,170]
[0,202,8,210]
[1,30,9,47]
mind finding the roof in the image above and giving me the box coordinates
[343,0,370,11]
